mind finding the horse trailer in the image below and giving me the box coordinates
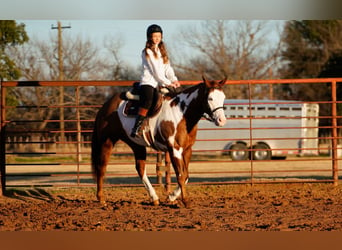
[193,99,319,160]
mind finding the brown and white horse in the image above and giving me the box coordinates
[91,77,227,208]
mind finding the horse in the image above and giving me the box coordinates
[91,76,227,208]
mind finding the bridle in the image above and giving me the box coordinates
[202,104,226,122]
[202,87,226,122]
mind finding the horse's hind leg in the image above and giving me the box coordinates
[96,139,114,204]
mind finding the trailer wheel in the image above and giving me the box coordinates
[230,143,249,161]
[251,143,271,160]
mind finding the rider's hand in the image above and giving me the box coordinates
[170,81,180,88]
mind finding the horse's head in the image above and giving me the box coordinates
[202,76,227,127]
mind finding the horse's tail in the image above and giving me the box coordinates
[91,114,101,182]
[91,93,122,182]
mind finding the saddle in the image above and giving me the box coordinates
[120,82,163,118]
[118,82,182,148]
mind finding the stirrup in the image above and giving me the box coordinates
[131,125,142,138]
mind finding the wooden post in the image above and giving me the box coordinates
[76,86,82,185]
[164,151,171,193]
[156,152,163,185]
[0,82,6,195]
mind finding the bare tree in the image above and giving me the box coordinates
[6,34,131,133]
[172,20,282,99]
[103,36,140,81]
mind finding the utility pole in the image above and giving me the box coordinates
[51,21,71,146]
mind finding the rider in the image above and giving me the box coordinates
[131,24,181,137]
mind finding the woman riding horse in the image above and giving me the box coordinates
[131,24,181,138]
[91,76,227,208]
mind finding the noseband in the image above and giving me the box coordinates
[203,96,225,122]
[203,104,226,122]
[201,86,226,122]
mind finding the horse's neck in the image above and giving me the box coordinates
[175,84,205,130]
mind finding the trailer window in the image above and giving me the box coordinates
[280,107,290,111]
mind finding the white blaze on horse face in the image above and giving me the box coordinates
[208,89,226,127]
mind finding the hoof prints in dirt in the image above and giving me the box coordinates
[0,184,342,231]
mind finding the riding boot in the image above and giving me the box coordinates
[131,115,146,137]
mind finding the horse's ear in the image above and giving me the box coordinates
[202,75,208,83]
[219,77,227,86]
[202,75,212,88]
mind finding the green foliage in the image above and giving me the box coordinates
[0,20,29,80]
[280,20,342,129]
[281,20,342,79]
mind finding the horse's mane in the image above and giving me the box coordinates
[170,81,205,98]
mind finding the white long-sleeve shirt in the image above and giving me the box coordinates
[140,47,178,88]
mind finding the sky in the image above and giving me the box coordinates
[18,20,285,67]
[2,0,341,20]
[18,20,203,67]
[2,0,341,67]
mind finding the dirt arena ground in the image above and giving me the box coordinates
[0,183,341,231]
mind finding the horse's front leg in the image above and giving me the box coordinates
[168,176,189,205]
[131,144,160,205]
[168,147,191,208]
[136,159,160,205]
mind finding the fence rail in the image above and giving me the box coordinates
[1,78,342,195]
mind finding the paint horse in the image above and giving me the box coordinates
[91,77,227,208]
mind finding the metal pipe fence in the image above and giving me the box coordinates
[1,78,341,195]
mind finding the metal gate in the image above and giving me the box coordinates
[1,78,341,195]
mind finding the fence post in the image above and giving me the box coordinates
[76,86,81,185]
[331,80,339,186]
[248,81,254,185]
[156,152,163,185]
[0,81,6,195]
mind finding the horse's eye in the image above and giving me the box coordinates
[208,97,213,101]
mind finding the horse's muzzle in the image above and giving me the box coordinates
[215,114,227,127]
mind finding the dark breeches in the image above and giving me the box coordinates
[139,85,159,111]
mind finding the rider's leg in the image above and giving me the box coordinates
[131,108,148,137]
[131,85,154,137]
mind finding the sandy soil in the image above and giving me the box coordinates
[0,183,341,231]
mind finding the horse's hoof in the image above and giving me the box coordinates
[165,198,179,208]
[98,200,107,207]
[152,199,160,206]
[183,200,191,209]
[168,199,178,205]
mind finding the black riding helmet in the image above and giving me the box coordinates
[146,24,163,39]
